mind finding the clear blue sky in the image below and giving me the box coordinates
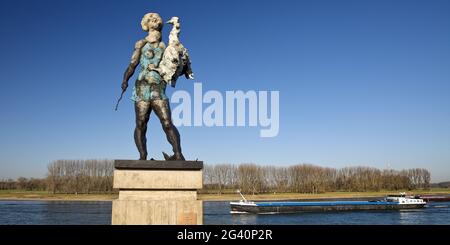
[0,0,449,181]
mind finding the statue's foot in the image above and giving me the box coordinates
[162,152,186,161]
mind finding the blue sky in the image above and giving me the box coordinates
[0,0,449,181]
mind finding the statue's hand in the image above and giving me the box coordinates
[121,81,128,91]
[147,64,157,71]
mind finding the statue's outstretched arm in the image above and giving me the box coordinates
[121,40,146,91]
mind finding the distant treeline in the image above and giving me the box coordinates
[46,159,114,194]
[0,160,436,194]
[0,159,114,194]
[0,177,47,191]
[431,181,450,188]
[203,164,432,194]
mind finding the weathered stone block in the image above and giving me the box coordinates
[113,169,203,189]
[118,190,197,201]
[112,200,203,225]
[111,160,204,225]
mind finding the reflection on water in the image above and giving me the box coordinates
[0,201,111,225]
[203,201,450,225]
[0,200,448,225]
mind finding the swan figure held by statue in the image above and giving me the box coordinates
[150,16,194,87]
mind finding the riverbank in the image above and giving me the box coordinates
[1,189,449,201]
[0,191,116,201]
[200,189,450,201]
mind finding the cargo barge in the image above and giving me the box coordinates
[415,195,450,202]
[230,192,426,214]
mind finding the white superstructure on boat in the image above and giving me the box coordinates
[385,193,426,205]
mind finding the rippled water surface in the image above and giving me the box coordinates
[0,200,448,225]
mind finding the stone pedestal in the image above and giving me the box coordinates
[111,160,203,225]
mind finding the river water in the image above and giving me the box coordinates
[0,200,448,225]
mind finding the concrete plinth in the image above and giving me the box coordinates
[111,160,203,225]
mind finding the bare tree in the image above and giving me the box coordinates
[0,160,426,194]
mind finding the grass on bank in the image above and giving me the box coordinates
[0,188,449,201]
[199,188,450,201]
[0,190,117,201]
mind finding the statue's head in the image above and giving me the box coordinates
[141,13,163,32]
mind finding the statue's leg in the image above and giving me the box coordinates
[151,99,185,161]
[134,101,152,160]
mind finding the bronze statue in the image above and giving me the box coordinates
[118,13,194,161]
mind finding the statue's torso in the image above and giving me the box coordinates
[132,42,167,102]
